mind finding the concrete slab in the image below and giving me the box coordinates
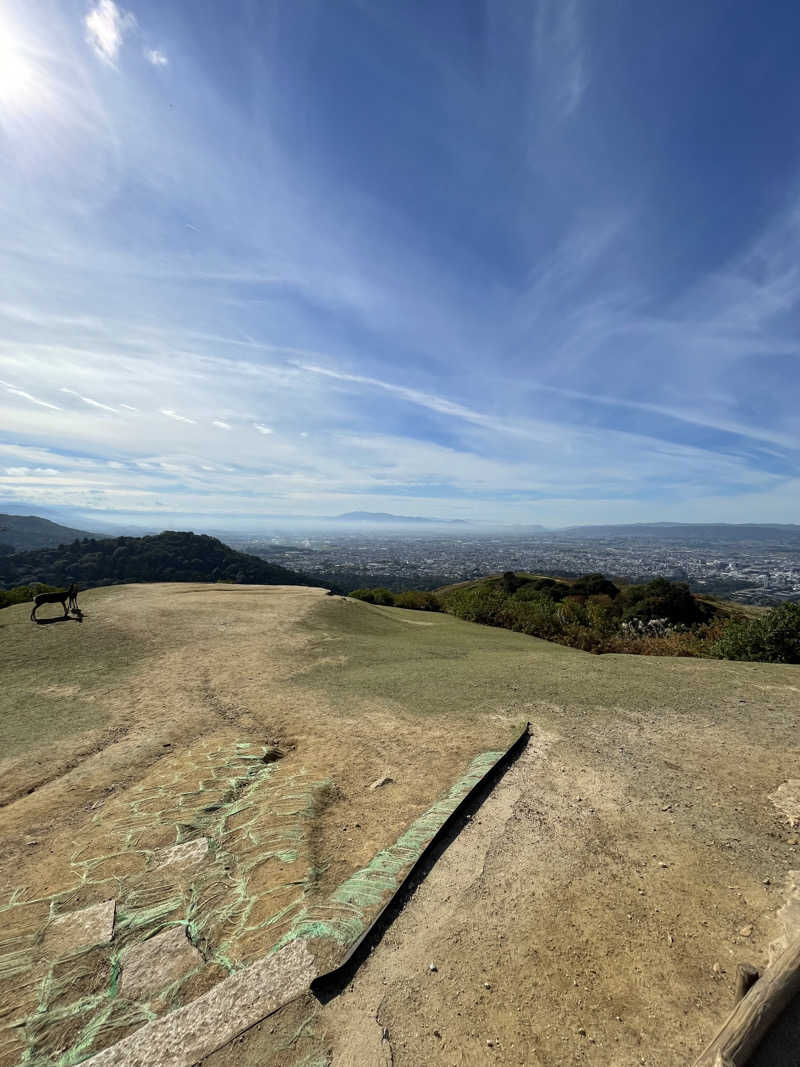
[153,837,209,871]
[119,926,203,1000]
[43,899,116,957]
[86,938,317,1067]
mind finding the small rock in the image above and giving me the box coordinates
[483,982,491,989]
[486,1039,494,1047]
[763,878,771,886]
[658,862,669,868]
[429,963,437,972]
[433,1030,441,1039]
[370,776,394,791]
[712,962,722,975]
[667,933,674,945]
[24,837,38,846]
[577,1026,586,1036]
[381,1027,389,1041]
[739,925,753,937]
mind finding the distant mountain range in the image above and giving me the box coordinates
[0,513,103,553]
[550,523,800,544]
[332,511,470,525]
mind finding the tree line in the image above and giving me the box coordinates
[0,530,331,600]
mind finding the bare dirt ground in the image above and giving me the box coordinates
[0,585,517,919]
[0,585,519,1065]
[205,605,800,1067]
[2,584,799,1065]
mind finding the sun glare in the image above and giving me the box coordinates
[0,16,42,121]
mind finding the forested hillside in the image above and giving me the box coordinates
[0,513,102,553]
[0,531,329,592]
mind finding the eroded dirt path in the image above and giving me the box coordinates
[217,688,800,1066]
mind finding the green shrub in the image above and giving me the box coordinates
[393,590,442,611]
[349,587,396,606]
[0,583,58,610]
[441,585,507,625]
[621,577,712,626]
[570,573,620,599]
[713,603,800,663]
[502,571,528,595]
[514,578,566,603]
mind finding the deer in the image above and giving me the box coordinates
[30,584,79,621]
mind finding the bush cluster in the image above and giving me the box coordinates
[0,583,59,610]
[438,574,719,654]
[349,587,442,611]
[349,571,800,662]
[711,602,800,663]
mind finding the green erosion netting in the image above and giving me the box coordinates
[0,738,328,1066]
[0,744,504,1066]
[274,750,504,951]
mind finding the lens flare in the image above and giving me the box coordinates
[0,15,45,127]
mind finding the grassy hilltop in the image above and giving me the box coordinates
[1,583,799,1065]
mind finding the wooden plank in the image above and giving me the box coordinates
[734,963,759,1005]
[694,937,800,1066]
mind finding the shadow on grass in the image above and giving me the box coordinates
[34,610,84,626]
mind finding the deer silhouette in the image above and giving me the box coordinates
[30,584,79,621]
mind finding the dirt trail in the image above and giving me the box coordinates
[217,691,800,1066]
[312,713,800,1067]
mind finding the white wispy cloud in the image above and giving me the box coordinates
[84,0,136,66]
[144,48,168,67]
[296,362,550,442]
[60,388,117,413]
[533,0,588,120]
[212,419,232,430]
[254,423,273,435]
[161,409,196,424]
[1,380,62,410]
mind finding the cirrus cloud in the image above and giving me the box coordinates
[84,0,136,67]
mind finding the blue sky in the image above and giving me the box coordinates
[1,0,799,529]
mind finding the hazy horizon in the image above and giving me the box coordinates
[2,1,799,526]
[4,502,800,541]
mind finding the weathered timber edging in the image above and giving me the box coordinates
[693,933,800,1066]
